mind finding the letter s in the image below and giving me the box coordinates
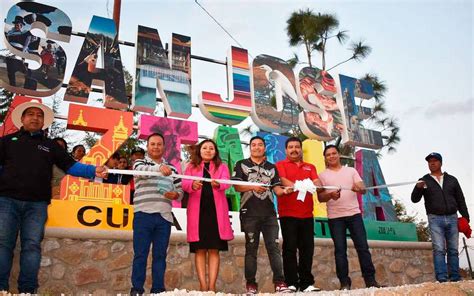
[2,2,71,97]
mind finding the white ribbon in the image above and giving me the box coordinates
[109,169,423,192]
[321,180,424,191]
[364,180,423,190]
[108,169,270,187]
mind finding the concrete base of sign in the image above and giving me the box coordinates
[3,228,440,294]
[46,226,430,249]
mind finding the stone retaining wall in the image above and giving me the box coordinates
[7,230,434,295]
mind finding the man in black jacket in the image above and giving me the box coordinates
[411,152,470,282]
[0,100,107,294]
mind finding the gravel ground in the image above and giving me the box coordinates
[1,280,473,296]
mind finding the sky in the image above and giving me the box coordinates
[1,0,473,264]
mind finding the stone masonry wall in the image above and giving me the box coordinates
[8,236,434,295]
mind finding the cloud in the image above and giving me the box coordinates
[424,97,474,118]
[401,105,423,117]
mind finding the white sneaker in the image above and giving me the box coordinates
[302,285,321,292]
[287,285,298,292]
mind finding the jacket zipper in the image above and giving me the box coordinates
[431,174,449,214]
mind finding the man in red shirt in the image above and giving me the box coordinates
[276,137,320,292]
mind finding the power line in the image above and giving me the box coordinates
[106,0,111,18]
[194,0,252,58]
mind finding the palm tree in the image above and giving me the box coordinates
[286,10,348,70]
[378,117,400,154]
[313,13,348,70]
[361,73,400,154]
[286,52,301,69]
[327,40,372,71]
[286,8,320,68]
[361,73,387,102]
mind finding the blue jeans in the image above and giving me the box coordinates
[131,212,171,293]
[0,196,48,293]
[240,215,285,284]
[328,213,376,286]
[428,214,460,282]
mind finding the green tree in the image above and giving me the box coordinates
[286,9,369,70]
[0,88,14,125]
[47,94,68,139]
[311,13,347,70]
[123,66,134,105]
[327,40,372,71]
[82,132,99,149]
[286,9,320,68]
[393,199,430,242]
[117,129,145,158]
[0,49,14,126]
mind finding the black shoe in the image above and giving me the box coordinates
[340,283,351,290]
[366,281,385,288]
[130,288,144,296]
[18,288,37,294]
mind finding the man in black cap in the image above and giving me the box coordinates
[5,16,32,87]
[411,152,470,283]
[6,16,30,51]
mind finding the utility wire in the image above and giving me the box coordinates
[194,0,252,58]
[106,0,111,18]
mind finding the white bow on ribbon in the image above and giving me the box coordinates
[293,179,317,202]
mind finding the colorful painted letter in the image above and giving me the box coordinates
[298,67,344,141]
[59,105,133,204]
[64,16,127,109]
[355,149,397,221]
[1,2,71,97]
[337,75,383,149]
[198,47,252,125]
[132,25,192,118]
[257,132,288,211]
[138,114,198,207]
[214,125,244,211]
[302,139,327,218]
[251,55,299,133]
[138,114,198,171]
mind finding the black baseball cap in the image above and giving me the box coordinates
[425,152,442,162]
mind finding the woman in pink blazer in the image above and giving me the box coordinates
[182,139,234,291]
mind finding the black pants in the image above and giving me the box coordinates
[6,57,24,86]
[280,217,314,289]
[241,215,285,285]
[328,213,376,286]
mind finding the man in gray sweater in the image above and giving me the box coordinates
[130,133,183,295]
